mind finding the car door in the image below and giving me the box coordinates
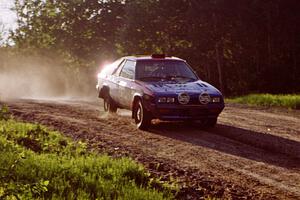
[108,59,124,104]
[118,60,136,109]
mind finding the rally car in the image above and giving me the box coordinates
[96,54,224,130]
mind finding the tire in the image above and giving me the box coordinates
[204,118,217,128]
[103,94,117,113]
[133,100,151,130]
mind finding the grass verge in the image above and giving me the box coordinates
[0,106,175,199]
[227,94,300,109]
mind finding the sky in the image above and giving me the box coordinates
[0,0,17,43]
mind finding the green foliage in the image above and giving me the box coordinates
[227,94,300,109]
[0,105,10,121]
[12,0,124,64]
[0,120,174,200]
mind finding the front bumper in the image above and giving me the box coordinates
[144,101,224,121]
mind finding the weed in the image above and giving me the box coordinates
[0,105,10,120]
[0,120,174,200]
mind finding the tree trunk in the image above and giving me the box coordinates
[215,42,224,95]
[212,9,224,95]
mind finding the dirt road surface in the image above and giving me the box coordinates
[3,98,300,199]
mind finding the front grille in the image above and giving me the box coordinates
[157,94,222,105]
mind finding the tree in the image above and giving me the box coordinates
[9,0,300,95]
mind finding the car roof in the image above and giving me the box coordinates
[122,55,185,62]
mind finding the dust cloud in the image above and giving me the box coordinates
[0,53,96,101]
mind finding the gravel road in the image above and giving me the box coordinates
[4,98,300,200]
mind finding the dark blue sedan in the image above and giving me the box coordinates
[97,54,224,130]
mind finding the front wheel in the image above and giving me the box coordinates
[204,118,217,128]
[103,94,117,113]
[133,100,151,130]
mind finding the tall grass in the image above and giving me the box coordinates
[0,117,175,199]
[227,94,300,109]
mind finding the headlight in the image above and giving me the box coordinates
[212,97,221,103]
[167,97,175,103]
[158,97,175,103]
[158,97,166,103]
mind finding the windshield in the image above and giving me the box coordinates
[136,60,198,82]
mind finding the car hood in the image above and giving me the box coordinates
[144,80,222,96]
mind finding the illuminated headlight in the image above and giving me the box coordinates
[158,97,175,103]
[212,97,221,103]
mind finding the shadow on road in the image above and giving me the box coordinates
[148,121,300,170]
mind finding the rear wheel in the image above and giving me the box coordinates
[134,100,151,130]
[103,94,117,113]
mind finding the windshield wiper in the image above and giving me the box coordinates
[165,75,196,81]
[139,76,164,81]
